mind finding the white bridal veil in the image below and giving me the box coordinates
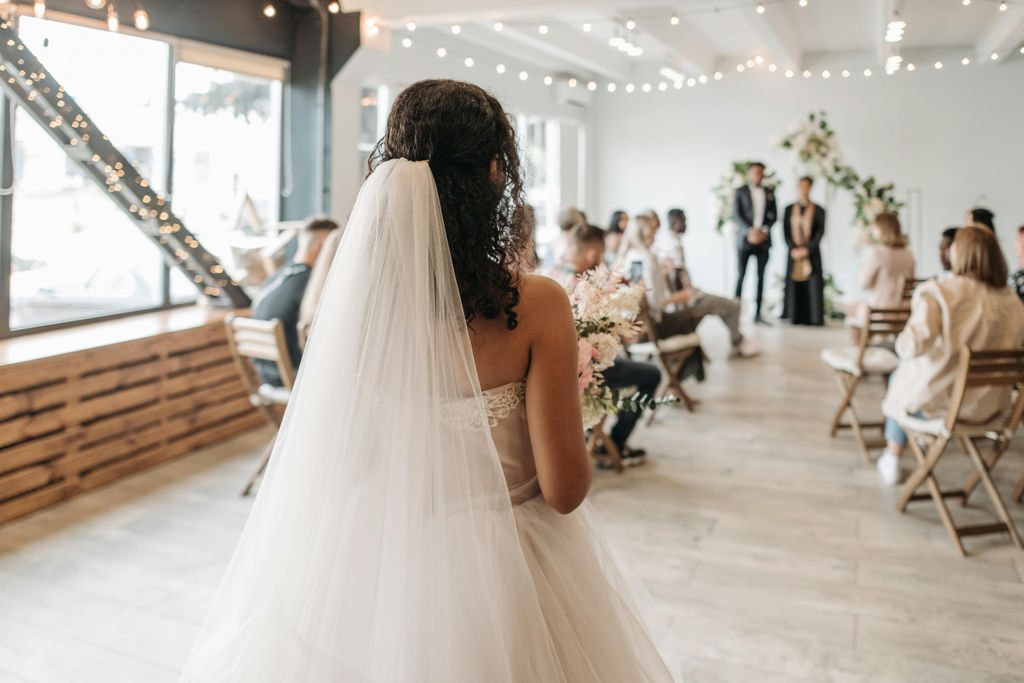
[179,160,567,681]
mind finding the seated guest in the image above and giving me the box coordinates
[966,207,996,233]
[619,214,699,338]
[298,227,345,338]
[847,212,915,344]
[653,208,759,358]
[551,206,586,265]
[605,210,628,264]
[1010,225,1024,302]
[878,226,1024,485]
[252,217,339,386]
[938,227,958,273]
[557,224,660,466]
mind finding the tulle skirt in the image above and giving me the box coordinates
[513,498,676,682]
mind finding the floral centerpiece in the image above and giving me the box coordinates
[712,161,781,235]
[565,265,663,429]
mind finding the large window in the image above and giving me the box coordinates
[171,62,282,296]
[517,116,562,261]
[0,14,285,336]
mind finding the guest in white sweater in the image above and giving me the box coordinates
[847,212,915,344]
[877,226,1024,485]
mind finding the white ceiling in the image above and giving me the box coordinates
[346,0,1024,83]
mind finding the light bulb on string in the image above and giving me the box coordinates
[934,61,943,69]
[768,63,777,72]
[841,69,850,78]
[714,71,724,80]
[86,0,107,8]
[990,51,999,60]
[658,81,668,91]
[698,74,708,83]
[401,37,411,48]
[798,0,808,6]
[543,75,553,85]
[670,14,679,25]
[625,18,636,30]
[756,3,766,14]
[133,9,150,31]
[961,56,970,65]
[641,82,651,92]
[463,57,473,67]
[686,78,696,87]
[906,63,916,71]
[436,47,447,57]
[519,71,529,81]
[587,80,597,91]
[538,24,548,35]
[493,22,503,31]
[961,0,970,5]
[746,58,755,67]
[785,68,794,78]
[822,69,831,78]
[34,1,45,18]
[754,55,764,65]
[999,1,1008,10]
[607,83,616,92]
[496,63,505,74]
[625,83,635,92]
[736,63,746,72]
[107,4,119,31]
[864,67,873,76]
[673,80,683,89]
[450,24,461,34]
[802,69,812,78]
[406,21,416,31]
[262,3,275,18]
[327,1,340,14]
[568,78,578,87]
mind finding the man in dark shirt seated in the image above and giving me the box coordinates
[251,217,339,386]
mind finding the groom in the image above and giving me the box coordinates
[733,162,777,325]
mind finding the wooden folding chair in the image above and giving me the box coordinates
[901,277,926,305]
[821,307,910,462]
[587,415,626,473]
[224,314,296,496]
[893,348,1024,556]
[627,301,703,424]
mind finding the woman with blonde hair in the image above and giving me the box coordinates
[847,211,915,343]
[877,226,1024,484]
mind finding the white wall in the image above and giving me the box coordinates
[330,33,594,221]
[590,60,1024,307]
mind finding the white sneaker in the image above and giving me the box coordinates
[876,450,901,486]
[730,338,762,359]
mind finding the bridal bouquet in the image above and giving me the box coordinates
[566,265,657,429]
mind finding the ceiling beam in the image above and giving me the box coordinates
[495,20,633,82]
[630,15,718,77]
[975,4,1024,62]
[742,5,802,69]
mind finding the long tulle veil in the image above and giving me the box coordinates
[179,159,566,681]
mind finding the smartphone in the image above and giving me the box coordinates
[629,261,643,284]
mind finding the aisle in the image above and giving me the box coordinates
[0,323,1022,682]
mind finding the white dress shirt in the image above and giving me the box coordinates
[749,184,767,229]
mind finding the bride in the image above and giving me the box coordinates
[180,80,674,682]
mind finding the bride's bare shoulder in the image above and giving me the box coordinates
[516,274,573,330]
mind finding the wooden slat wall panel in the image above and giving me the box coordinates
[0,320,261,526]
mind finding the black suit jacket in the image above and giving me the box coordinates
[733,185,778,249]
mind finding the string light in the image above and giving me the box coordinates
[841,69,850,78]
[543,75,553,85]
[568,77,578,87]
[785,68,794,78]
[463,56,473,66]
[406,21,416,31]
[906,63,916,71]
[401,37,412,48]
[132,9,149,31]
[673,80,683,89]
[450,24,461,34]
[607,82,616,92]
[754,55,764,65]
[670,14,680,25]
[327,1,341,14]
[885,17,905,43]
[736,63,746,72]
[822,69,831,78]
[436,47,446,57]
[802,69,812,78]
[641,82,652,92]
[991,51,999,60]
[961,0,970,5]
[493,22,503,31]
[86,0,107,8]
[625,83,635,92]
[34,1,45,18]
[864,68,873,77]
[962,56,971,65]
[625,18,636,30]
[999,0,1008,10]
[519,70,528,80]
[799,0,808,6]
[933,60,943,69]
[106,4,118,31]
[262,3,275,18]
[537,24,548,35]
[582,22,592,32]
[587,80,598,91]
[495,63,505,73]
[698,74,708,83]
[658,81,668,91]
[768,63,777,72]
[714,71,724,80]
[756,3,766,14]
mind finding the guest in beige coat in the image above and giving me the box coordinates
[847,212,915,344]
[876,226,1024,485]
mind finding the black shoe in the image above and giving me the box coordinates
[621,447,648,467]
[754,315,772,326]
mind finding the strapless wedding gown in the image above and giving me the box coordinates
[480,381,676,682]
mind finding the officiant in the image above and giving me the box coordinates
[781,176,826,326]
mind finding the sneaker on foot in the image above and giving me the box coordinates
[876,450,901,486]
[730,338,762,359]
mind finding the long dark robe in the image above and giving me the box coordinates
[781,202,826,326]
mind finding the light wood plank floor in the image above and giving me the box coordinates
[1,322,1023,682]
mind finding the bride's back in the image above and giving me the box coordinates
[368,79,590,513]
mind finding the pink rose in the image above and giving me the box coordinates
[577,368,593,396]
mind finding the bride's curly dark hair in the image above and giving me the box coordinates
[367,79,525,330]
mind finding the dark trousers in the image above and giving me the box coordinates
[602,358,662,450]
[735,244,770,316]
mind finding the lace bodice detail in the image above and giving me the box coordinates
[441,381,526,432]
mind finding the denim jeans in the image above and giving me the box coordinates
[885,410,926,446]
